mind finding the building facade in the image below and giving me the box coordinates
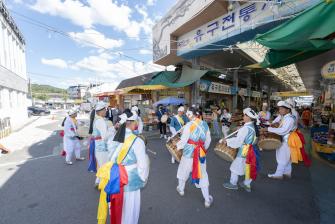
[0,1,28,131]
[67,85,89,100]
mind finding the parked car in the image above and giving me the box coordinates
[27,106,51,116]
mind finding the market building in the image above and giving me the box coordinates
[0,0,28,133]
[152,0,321,112]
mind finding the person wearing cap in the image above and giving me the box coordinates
[262,101,295,179]
[220,108,232,138]
[63,109,85,165]
[169,106,189,163]
[175,107,213,208]
[89,101,116,187]
[96,111,149,224]
[258,103,271,123]
[222,108,260,192]
[131,106,143,135]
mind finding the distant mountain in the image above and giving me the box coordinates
[31,84,66,94]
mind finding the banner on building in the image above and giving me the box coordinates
[321,60,335,79]
[272,91,311,97]
[199,80,231,95]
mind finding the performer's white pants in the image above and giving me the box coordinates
[122,190,141,224]
[229,157,252,187]
[64,137,81,162]
[230,173,252,186]
[222,125,230,138]
[177,156,210,201]
[95,151,110,184]
[274,142,292,176]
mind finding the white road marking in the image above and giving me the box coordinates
[147,149,157,155]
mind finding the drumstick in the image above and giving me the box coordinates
[147,149,157,155]
[224,130,239,140]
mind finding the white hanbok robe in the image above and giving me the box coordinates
[63,116,81,161]
[176,120,211,188]
[268,114,295,175]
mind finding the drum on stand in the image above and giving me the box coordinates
[214,141,237,162]
[165,133,182,162]
[258,132,282,150]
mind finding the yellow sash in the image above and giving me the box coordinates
[190,118,201,133]
[116,134,137,164]
[176,115,185,126]
[71,117,78,127]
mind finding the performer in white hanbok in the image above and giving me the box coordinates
[88,102,116,186]
[262,101,295,179]
[220,108,232,138]
[176,107,213,208]
[63,109,85,165]
[169,106,189,163]
[223,108,260,192]
[131,106,143,135]
[97,111,149,224]
[286,98,300,130]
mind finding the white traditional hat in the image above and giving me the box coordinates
[95,101,107,111]
[68,109,77,116]
[277,100,291,109]
[127,111,138,121]
[243,108,258,119]
[178,106,185,112]
[285,98,295,108]
[131,105,139,112]
[118,113,128,125]
[186,110,194,117]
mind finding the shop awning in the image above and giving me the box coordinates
[148,67,219,88]
[253,0,335,69]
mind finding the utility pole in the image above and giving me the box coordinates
[29,77,34,106]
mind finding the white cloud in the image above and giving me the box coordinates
[69,29,124,49]
[41,58,68,68]
[147,0,157,6]
[139,49,152,55]
[30,0,155,39]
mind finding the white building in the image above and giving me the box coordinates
[0,1,28,131]
[67,85,89,99]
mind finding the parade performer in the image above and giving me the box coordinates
[263,101,296,179]
[63,109,85,165]
[286,98,311,167]
[88,102,115,187]
[175,107,213,208]
[258,103,271,123]
[131,106,143,135]
[222,108,260,192]
[220,108,232,138]
[96,111,149,224]
[169,106,189,163]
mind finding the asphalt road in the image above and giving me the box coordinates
[0,117,320,224]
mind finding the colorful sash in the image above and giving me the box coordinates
[188,139,206,184]
[96,134,137,224]
[88,137,97,172]
[243,144,260,180]
[288,130,311,167]
[176,115,185,126]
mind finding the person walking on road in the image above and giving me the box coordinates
[220,108,232,138]
[301,107,312,128]
[176,107,213,208]
[63,109,85,165]
[156,105,168,139]
[131,105,143,135]
[97,111,149,224]
[212,106,221,138]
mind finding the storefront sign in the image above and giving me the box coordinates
[177,0,314,55]
[251,91,261,98]
[272,91,311,97]
[200,80,231,95]
[321,60,335,79]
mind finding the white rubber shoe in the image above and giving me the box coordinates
[204,195,213,208]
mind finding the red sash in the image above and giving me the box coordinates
[188,139,206,184]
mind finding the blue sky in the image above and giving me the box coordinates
[6,0,176,89]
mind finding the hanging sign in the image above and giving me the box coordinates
[321,60,335,79]
[199,80,231,95]
[272,91,311,97]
